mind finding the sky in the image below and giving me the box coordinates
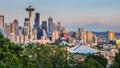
[0,0,120,31]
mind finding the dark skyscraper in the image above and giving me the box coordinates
[13,19,19,34]
[34,13,40,29]
[57,22,61,32]
[41,21,47,32]
[24,18,29,27]
[48,16,53,33]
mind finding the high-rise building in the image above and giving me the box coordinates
[10,33,15,42]
[23,26,29,35]
[80,31,86,44]
[24,18,29,27]
[52,30,59,42]
[13,19,19,34]
[93,34,98,44]
[48,16,53,33]
[0,15,4,29]
[75,31,79,39]
[41,21,47,32]
[78,27,84,32]
[57,22,61,33]
[87,32,93,43]
[16,27,24,44]
[34,13,40,29]
[107,30,115,41]
[5,23,11,38]
[33,28,37,40]
[0,15,4,35]
[10,23,15,33]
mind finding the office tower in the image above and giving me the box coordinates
[48,16,53,33]
[107,30,115,41]
[78,27,84,32]
[23,26,29,43]
[13,19,18,34]
[57,22,61,33]
[0,15,4,35]
[34,13,40,29]
[52,23,56,31]
[5,23,11,38]
[87,32,93,43]
[16,27,24,43]
[24,18,29,27]
[23,26,29,35]
[41,21,47,32]
[10,23,14,33]
[75,31,79,39]
[69,31,75,38]
[26,5,35,42]
[80,32,87,44]
[93,34,98,44]
[42,29,47,39]
[33,28,37,40]
[10,33,15,42]
[0,15,4,29]
[60,27,69,39]
[52,30,59,41]
[37,28,43,39]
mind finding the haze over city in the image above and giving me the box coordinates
[0,0,120,32]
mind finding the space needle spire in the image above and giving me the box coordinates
[26,5,35,42]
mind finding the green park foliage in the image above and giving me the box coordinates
[0,33,108,68]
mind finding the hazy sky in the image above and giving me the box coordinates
[0,0,120,29]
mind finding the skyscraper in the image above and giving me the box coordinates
[34,13,40,29]
[5,23,11,38]
[52,30,59,42]
[10,23,15,33]
[107,30,115,41]
[48,16,53,33]
[24,18,29,27]
[41,21,47,32]
[78,27,84,32]
[80,32,87,44]
[0,15,4,29]
[57,22,61,32]
[87,32,93,43]
[13,19,19,34]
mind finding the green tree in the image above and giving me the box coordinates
[87,54,108,68]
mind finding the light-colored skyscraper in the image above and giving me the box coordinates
[80,32,87,44]
[87,32,93,43]
[0,15,4,29]
[52,30,59,42]
[107,30,115,41]
[5,23,11,38]
[0,15,4,35]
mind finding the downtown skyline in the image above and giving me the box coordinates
[0,0,120,32]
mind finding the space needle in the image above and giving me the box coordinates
[26,5,35,42]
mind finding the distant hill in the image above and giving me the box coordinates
[83,21,120,32]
